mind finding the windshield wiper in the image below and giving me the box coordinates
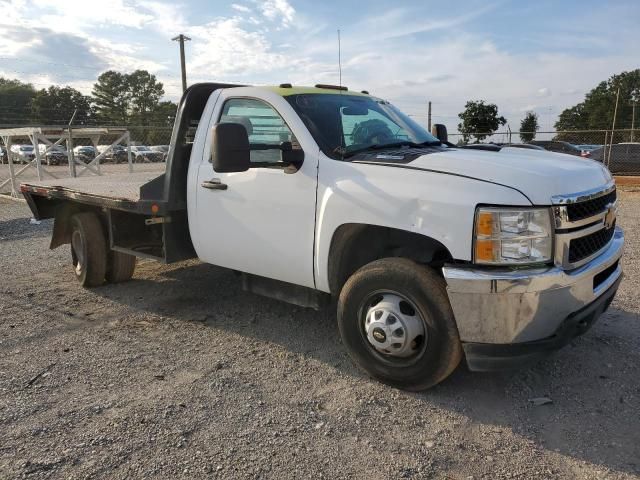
[341,140,441,159]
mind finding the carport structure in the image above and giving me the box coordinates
[0,127,132,198]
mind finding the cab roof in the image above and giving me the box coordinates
[264,85,369,97]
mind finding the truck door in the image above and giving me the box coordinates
[193,91,319,288]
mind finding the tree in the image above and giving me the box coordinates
[32,86,93,125]
[519,111,539,142]
[149,101,177,127]
[555,69,640,136]
[92,71,131,125]
[92,70,165,126]
[457,100,506,143]
[0,78,36,125]
[127,70,164,126]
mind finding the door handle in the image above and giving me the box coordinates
[201,178,228,190]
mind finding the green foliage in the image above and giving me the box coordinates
[0,78,36,125]
[92,71,134,125]
[457,100,506,143]
[127,70,165,126]
[519,111,539,142]
[0,72,176,145]
[32,86,93,125]
[554,69,640,138]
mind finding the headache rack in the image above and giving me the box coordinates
[552,183,618,269]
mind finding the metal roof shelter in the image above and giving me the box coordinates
[0,127,132,198]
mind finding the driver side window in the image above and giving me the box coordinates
[219,98,296,164]
[341,108,410,147]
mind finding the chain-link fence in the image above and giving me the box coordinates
[2,124,639,198]
[448,129,640,176]
[0,125,173,196]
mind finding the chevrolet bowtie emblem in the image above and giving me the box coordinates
[604,204,616,230]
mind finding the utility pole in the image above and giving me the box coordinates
[607,87,620,166]
[172,34,191,93]
[631,88,639,143]
[427,101,432,131]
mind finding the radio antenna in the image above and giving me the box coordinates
[337,28,345,160]
[338,29,342,88]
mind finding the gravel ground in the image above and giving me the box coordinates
[0,163,166,195]
[0,190,639,480]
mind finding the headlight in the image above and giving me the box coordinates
[473,207,553,265]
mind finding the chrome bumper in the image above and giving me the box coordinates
[443,227,624,344]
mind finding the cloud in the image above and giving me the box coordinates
[349,3,500,43]
[0,0,637,131]
[138,0,189,34]
[186,17,298,78]
[31,0,154,29]
[231,3,252,14]
[0,25,107,76]
[258,0,295,28]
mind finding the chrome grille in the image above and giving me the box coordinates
[566,189,616,222]
[569,220,616,263]
[553,182,617,269]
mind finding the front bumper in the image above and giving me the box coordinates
[443,226,624,371]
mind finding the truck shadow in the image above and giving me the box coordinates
[98,260,640,476]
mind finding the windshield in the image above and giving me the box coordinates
[20,146,33,151]
[285,93,439,159]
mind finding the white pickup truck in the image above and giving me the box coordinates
[21,83,624,390]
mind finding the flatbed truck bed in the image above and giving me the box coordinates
[21,172,163,212]
[18,83,240,264]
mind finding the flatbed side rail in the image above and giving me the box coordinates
[20,184,168,216]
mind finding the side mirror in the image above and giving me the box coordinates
[431,123,448,143]
[280,141,305,172]
[211,123,251,173]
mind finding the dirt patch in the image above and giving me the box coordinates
[0,194,638,479]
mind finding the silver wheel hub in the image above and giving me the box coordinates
[364,293,426,358]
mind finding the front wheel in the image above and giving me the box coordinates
[337,258,462,391]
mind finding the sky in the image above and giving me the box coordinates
[0,0,638,133]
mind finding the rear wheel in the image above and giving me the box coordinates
[337,258,462,391]
[106,251,137,283]
[70,212,107,287]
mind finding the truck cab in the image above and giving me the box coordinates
[21,83,624,391]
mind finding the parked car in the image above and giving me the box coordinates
[0,146,6,164]
[97,144,129,163]
[577,144,601,152]
[150,145,170,161]
[590,143,640,175]
[131,145,164,163]
[21,83,624,391]
[507,143,545,150]
[38,144,68,165]
[10,144,36,164]
[530,140,585,157]
[73,146,97,163]
[575,144,602,158]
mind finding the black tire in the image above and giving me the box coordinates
[337,258,462,391]
[106,251,137,283]
[70,212,107,287]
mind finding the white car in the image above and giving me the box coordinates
[21,84,624,391]
[130,145,164,163]
[10,144,35,164]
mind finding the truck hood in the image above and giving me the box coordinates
[406,147,612,204]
